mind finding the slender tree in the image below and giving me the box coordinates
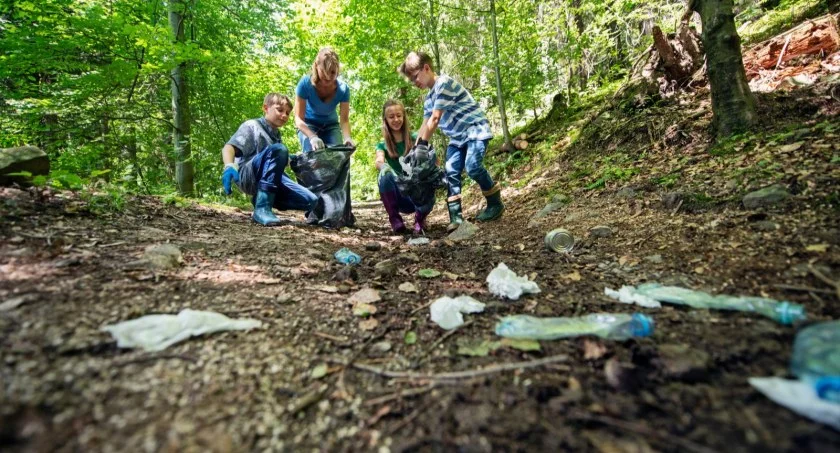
[168,0,194,195]
[690,0,757,138]
[489,0,512,150]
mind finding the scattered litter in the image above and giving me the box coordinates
[407,237,430,246]
[495,313,653,340]
[418,268,441,278]
[625,283,805,325]
[334,247,361,265]
[486,263,541,300]
[791,320,840,402]
[604,286,662,308]
[430,296,485,330]
[749,378,840,430]
[404,331,418,345]
[545,228,575,252]
[101,309,262,352]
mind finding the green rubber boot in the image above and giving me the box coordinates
[252,190,283,226]
[446,199,464,232]
[476,184,504,222]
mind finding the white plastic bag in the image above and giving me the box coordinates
[486,263,541,300]
[604,286,662,308]
[430,296,485,330]
[101,309,262,352]
[749,377,840,430]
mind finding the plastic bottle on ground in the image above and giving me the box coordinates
[790,320,840,402]
[495,313,653,340]
[634,283,805,325]
[334,247,361,265]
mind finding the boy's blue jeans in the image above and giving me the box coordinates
[296,121,342,152]
[444,139,494,197]
[378,168,434,215]
[239,143,318,211]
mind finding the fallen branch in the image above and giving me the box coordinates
[336,354,568,382]
[363,384,436,407]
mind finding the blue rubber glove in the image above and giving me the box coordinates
[221,164,240,195]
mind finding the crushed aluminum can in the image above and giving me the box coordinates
[545,228,575,253]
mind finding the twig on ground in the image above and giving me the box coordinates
[568,411,720,453]
[315,331,350,344]
[670,199,684,216]
[409,300,436,316]
[808,264,840,299]
[287,385,329,415]
[363,384,436,407]
[334,354,568,382]
[773,284,835,295]
[114,353,197,367]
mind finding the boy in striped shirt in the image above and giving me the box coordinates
[399,51,504,232]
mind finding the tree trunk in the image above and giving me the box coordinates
[692,0,757,138]
[427,0,442,71]
[489,0,512,150]
[168,0,194,196]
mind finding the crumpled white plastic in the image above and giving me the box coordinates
[749,377,840,430]
[604,286,662,308]
[430,296,485,330]
[101,309,262,352]
[486,263,541,300]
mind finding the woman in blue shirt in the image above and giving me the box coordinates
[294,47,353,151]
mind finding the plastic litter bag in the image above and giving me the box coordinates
[604,286,662,308]
[395,147,445,209]
[101,309,262,352]
[749,377,840,430]
[486,263,541,300]
[430,296,485,330]
[290,145,356,228]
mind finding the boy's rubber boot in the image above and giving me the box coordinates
[413,210,429,235]
[476,183,504,222]
[252,190,283,226]
[446,197,464,232]
[381,191,406,233]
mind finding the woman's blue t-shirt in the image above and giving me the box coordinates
[295,74,350,125]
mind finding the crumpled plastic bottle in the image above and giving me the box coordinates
[334,247,361,265]
[495,313,653,340]
[633,283,805,325]
[790,320,840,402]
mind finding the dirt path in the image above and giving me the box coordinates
[1,180,839,452]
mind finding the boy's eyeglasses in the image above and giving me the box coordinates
[409,69,422,83]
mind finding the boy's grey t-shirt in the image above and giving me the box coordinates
[226,117,281,165]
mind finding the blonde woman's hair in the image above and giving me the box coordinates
[311,47,340,85]
[381,99,412,160]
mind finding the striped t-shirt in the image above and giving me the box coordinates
[423,74,492,147]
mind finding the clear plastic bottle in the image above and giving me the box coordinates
[790,320,840,402]
[635,283,805,325]
[495,313,653,340]
[334,247,361,265]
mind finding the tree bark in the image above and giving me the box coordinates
[691,0,757,138]
[168,0,194,196]
[489,0,512,150]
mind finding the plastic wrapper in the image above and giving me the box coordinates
[430,296,485,330]
[486,263,541,300]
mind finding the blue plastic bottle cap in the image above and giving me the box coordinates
[776,302,806,325]
[814,376,840,403]
[630,313,654,337]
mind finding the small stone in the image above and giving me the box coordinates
[447,221,478,242]
[372,341,392,353]
[657,344,711,381]
[590,225,613,238]
[644,254,663,264]
[332,266,358,281]
[661,192,683,210]
[348,288,381,305]
[743,184,789,209]
[143,244,183,270]
[398,282,418,293]
[531,202,566,221]
[364,241,381,251]
[616,187,637,198]
[374,259,397,277]
[752,220,779,232]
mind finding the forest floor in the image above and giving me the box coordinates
[3,54,840,453]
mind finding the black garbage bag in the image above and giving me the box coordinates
[394,146,446,209]
[290,145,356,229]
